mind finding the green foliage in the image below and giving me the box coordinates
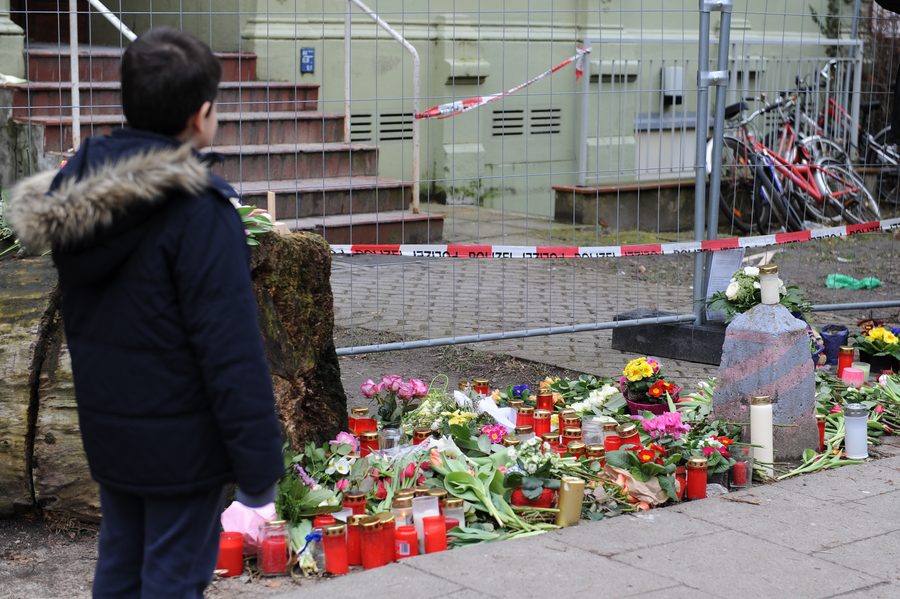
[236,205,274,246]
[810,0,854,57]
[548,374,614,403]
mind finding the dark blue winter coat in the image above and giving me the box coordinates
[8,128,284,496]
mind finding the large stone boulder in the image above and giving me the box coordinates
[711,304,818,460]
[0,232,346,519]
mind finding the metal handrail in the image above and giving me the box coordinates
[345,0,421,213]
[67,0,136,150]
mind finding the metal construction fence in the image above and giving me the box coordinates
[0,1,898,376]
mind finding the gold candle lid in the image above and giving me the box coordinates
[413,486,431,497]
[815,413,826,422]
[567,440,586,452]
[376,512,395,525]
[537,389,553,398]
[360,430,379,441]
[560,409,576,418]
[413,427,432,439]
[344,491,366,501]
[616,423,638,436]
[602,422,618,432]
[514,425,534,436]
[394,488,416,499]
[392,497,413,509]
[517,406,535,415]
[541,432,559,443]
[426,488,448,500]
[443,497,463,509]
[323,523,347,536]
[508,400,525,409]
[351,406,369,417]
[359,516,382,531]
[750,395,772,405]
[687,456,708,468]
[759,264,778,274]
[839,346,854,354]
[586,444,605,456]
[534,409,552,419]
[562,427,582,437]
[472,378,489,386]
[503,435,521,447]
[561,415,581,424]
[348,514,369,527]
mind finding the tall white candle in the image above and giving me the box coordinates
[843,403,869,460]
[750,395,774,477]
[759,264,780,305]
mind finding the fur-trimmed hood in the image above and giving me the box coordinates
[8,141,209,252]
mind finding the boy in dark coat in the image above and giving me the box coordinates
[7,28,283,598]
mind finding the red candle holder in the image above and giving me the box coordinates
[603,434,621,452]
[536,391,554,412]
[617,423,641,449]
[359,517,384,570]
[686,456,708,500]
[377,513,396,564]
[349,407,369,435]
[422,515,448,553]
[533,410,551,437]
[472,378,490,396]
[561,427,582,446]
[516,406,535,429]
[346,514,365,566]
[313,514,336,530]
[257,520,289,576]
[342,491,368,515]
[837,346,854,378]
[359,431,379,457]
[394,525,418,560]
[216,532,243,577]
[413,427,432,445]
[816,414,826,452]
[322,524,349,575]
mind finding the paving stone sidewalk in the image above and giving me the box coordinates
[277,446,900,599]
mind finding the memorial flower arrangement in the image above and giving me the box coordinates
[853,326,900,359]
[360,374,429,428]
[706,265,810,321]
[568,383,624,416]
[503,437,562,501]
[618,357,680,405]
[640,411,691,458]
[691,434,736,475]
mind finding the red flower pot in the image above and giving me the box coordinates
[510,487,555,508]
[624,386,681,416]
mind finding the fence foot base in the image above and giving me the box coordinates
[611,309,726,365]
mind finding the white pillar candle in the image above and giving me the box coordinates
[750,395,774,477]
[759,264,780,305]
[851,361,871,382]
[843,403,869,460]
[411,495,439,553]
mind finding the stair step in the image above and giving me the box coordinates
[279,210,445,244]
[210,142,378,181]
[10,81,318,117]
[18,111,345,152]
[25,45,256,83]
[238,176,411,219]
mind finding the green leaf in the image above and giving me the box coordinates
[477,435,493,454]
[658,474,678,501]
[802,448,817,462]
[604,449,635,470]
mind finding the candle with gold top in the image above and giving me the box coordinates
[555,477,585,527]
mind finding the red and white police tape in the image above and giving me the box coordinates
[329,218,900,258]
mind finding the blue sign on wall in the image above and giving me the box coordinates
[300,48,315,74]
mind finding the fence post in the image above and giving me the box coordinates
[68,0,81,151]
[693,0,732,325]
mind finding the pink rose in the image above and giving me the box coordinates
[397,381,415,400]
[409,378,429,398]
[330,431,360,453]
[360,379,380,398]
[381,375,403,392]
[400,463,417,481]
[335,479,349,492]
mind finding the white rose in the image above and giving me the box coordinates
[526,463,537,474]
[753,281,760,289]
[743,266,760,277]
[725,281,740,300]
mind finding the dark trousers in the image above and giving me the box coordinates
[93,485,224,599]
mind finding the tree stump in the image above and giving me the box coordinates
[0,232,346,519]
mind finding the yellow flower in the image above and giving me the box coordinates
[550,414,559,429]
[442,410,476,426]
[883,331,898,345]
[623,357,654,382]
[868,327,887,341]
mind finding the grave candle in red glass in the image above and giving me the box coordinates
[322,524,349,575]
[837,346,854,378]
[562,427,582,446]
[349,406,369,435]
[816,414,826,452]
[516,406,535,429]
[566,440,586,458]
[617,423,641,448]
[472,378,490,396]
[313,514,336,530]
[536,390,554,412]
[215,532,243,577]
[258,520,289,576]
[561,415,582,433]
[377,513,396,564]
[346,514,365,566]
[413,427,432,445]
[359,517,384,570]
[541,432,559,449]
[533,410,551,437]
[603,423,621,452]
[422,515,448,553]
[342,491,367,515]
[394,525,418,560]
[731,461,748,487]
[359,431,379,457]
[686,456,708,500]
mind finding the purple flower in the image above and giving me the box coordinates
[330,431,360,453]
[381,375,403,392]
[360,379,380,398]
[512,384,531,398]
[409,378,429,398]
[640,411,690,440]
[294,464,317,488]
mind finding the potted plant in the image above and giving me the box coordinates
[619,357,681,416]
[604,445,679,503]
[639,411,691,498]
[503,437,561,508]
[691,434,737,488]
[853,325,900,374]
[706,265,810,322]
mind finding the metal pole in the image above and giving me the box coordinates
[577,41,592,187]
[68,0,81,151]
[705,1,733,244]
[336,313,698,356]
[811,300,900,312]
[86,0,137,41]
[344,2,351,144]
[692,4,713,325]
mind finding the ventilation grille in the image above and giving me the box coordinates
[350,113,373,142]
[379,112,414,141]
[492,109,525,137]
[530,108,561,135]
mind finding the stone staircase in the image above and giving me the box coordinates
[8,44,443,244]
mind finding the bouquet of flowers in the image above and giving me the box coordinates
[692,434,736,475]
[361,375,429,427]
[706,265,810,321]
[568,383,625,415]
[854,326,900,360]
[619,357,680,405]
[503,436,561,501]
[640,411,691,461]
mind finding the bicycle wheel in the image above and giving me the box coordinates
[796,135,850,165]
[710,136,762,233]
[813,158,881,224]
[870,127,900,205]
[750,153,801,233]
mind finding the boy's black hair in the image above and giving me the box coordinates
[121,27,222,137]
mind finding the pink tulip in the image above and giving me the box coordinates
[417,474,426,485]
[375,479,388,500]
[400,463,417,481]
[335,478,349,492]
[360,379,379,398]
[409,378,429,398]
[381,375,403,392]
[397,381,415,400]
[874,404,884,415]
